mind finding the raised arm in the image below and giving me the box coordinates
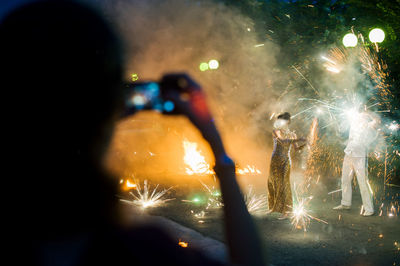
[292,132,306,150]
[273,129,292,144]
[273,129,305,147]
[162,73,266,266]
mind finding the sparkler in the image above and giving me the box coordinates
[379,203,399,217]
[120,180,174,209]
[291,35,398,224]
[244,186,268,216]
[288,196,328,232]
[291,65,319,95]
[201,182,269,216]
[296,96,367,132]
[185,182,267,218]
[388,204,397,217]
[182,180,220,223]
[321,50,346,74]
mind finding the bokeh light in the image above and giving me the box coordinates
[342,33,358,47]
[199,62,209,71]
[208,59,219,70]
[131,73,139,81]
[163,101,175,112]
[369,28,385,43]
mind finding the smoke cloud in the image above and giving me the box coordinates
[96,0,387,194]
[98,0,289,191]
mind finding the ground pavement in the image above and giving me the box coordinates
[142,187,399,266]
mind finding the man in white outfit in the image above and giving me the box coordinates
[333,109,378,216]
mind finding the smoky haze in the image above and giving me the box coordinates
[98,0,385,195]
[100,0,289,191]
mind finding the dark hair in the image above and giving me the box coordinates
[277,112,291,121]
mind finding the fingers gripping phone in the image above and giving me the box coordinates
[122,74,204,118]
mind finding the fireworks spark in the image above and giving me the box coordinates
[292,65,319,95]
[321,51,344,73]
[328,188,342,195]
[120,180,174,209]
[292,37,399,224]
[183,139,261,176]
[183,139,214,175]
[244,186,268,216]
[288,196,328,232]
[200,179,223,209]
[321,55,337,65]
[236,165,262,175]
[388,122,399,131]
[199,183,269,215]
[191,210,206,219]
[120,178,138,191]
[326,66,341,74]
[185,182,268,219]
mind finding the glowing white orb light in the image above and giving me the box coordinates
[208,59,219,70]
[343,33,358,48]
[369,28,385,43]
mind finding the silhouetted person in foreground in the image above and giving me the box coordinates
[1,1,265,265]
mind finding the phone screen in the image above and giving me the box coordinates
[125,82,163,111]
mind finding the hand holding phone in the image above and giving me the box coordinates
[123,73,225,160]
[123,73,211,123]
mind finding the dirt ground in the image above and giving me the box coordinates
[142,184,399,266]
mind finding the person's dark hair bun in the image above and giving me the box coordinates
[277,112,291,121]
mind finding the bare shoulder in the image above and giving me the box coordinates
[273,129,282,138]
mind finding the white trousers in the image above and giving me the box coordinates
[341,155,374,213]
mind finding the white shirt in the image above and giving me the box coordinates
[344,112,376,157]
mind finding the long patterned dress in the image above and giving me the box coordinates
[268,130,293,213]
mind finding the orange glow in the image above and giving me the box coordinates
[178,241,188,248]
[183,139,214,175]
[121,179,137,191]
[126,180,137,188]
[183,139,261,176]
[236,165,262,175]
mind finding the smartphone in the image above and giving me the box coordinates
[123,82,175,116]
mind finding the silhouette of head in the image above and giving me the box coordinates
[1,0,123,165]
[0,0,124,237]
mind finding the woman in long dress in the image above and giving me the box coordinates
[268,112,305,216]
